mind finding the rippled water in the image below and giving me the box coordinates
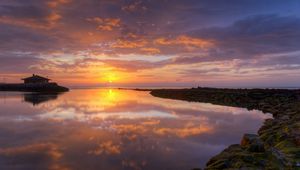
[0,89,271,170]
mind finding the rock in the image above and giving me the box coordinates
[295,136,300,146]
[248,139,265,153]
[290,128,300,146]
[205,159,230,169]
[205,144,241,169]
[241,134,259,146]
[279,115,290,121]
[151,88,300,169]
[205,144,268,169]
[241,134,265,152]
[269,147,291,167]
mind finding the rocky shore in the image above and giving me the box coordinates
[0,83,69,92]
[150,87,300,169]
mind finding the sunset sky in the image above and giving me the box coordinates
[1,0,300,87]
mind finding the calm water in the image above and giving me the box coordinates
[0,89,271,170]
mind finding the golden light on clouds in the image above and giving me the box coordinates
[1,0,299,87]
[86,17,121,31]
[154,35,214,49]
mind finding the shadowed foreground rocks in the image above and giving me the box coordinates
[150,87,300,169]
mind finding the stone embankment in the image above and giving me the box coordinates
[150,88,300,169]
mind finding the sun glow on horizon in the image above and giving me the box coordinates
[106,73,118,84]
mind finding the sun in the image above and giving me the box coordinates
[100,71,125,85]
[106,73,117,84]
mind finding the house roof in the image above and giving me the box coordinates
[22,74,50,81]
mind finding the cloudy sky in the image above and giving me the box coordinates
[1,0,300,87]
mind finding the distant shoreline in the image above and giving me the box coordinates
[68,86,300,90]
[116,86,300,91]
[0,83,69,93]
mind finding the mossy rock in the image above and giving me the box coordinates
[151,88,300,169]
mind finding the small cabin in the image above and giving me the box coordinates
[22,74,50,84]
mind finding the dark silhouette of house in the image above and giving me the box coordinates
[22,74,50,84]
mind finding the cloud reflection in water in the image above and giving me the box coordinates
[0,89,271,169]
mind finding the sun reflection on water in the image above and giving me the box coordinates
[107,89,116,101]
[0,89,272,169]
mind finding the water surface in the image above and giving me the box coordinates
[0,89,271,170]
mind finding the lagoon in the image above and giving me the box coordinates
[0,89,271,169]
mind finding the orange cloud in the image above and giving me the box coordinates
[154,125,213,138]
[0,143,69,170]
[141,120,160,126]
[155,35,214,49]
[112,124,148,134]
[47,0,72,8]
[141,47,161,54]
[0,16,50,29]
[46,0,71,26]
[88,141,121,155]
[87,17,121,31]
[0,0,70,30]
[47,12,62,23]
[0,143,62,160]
[112,39,147,48]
